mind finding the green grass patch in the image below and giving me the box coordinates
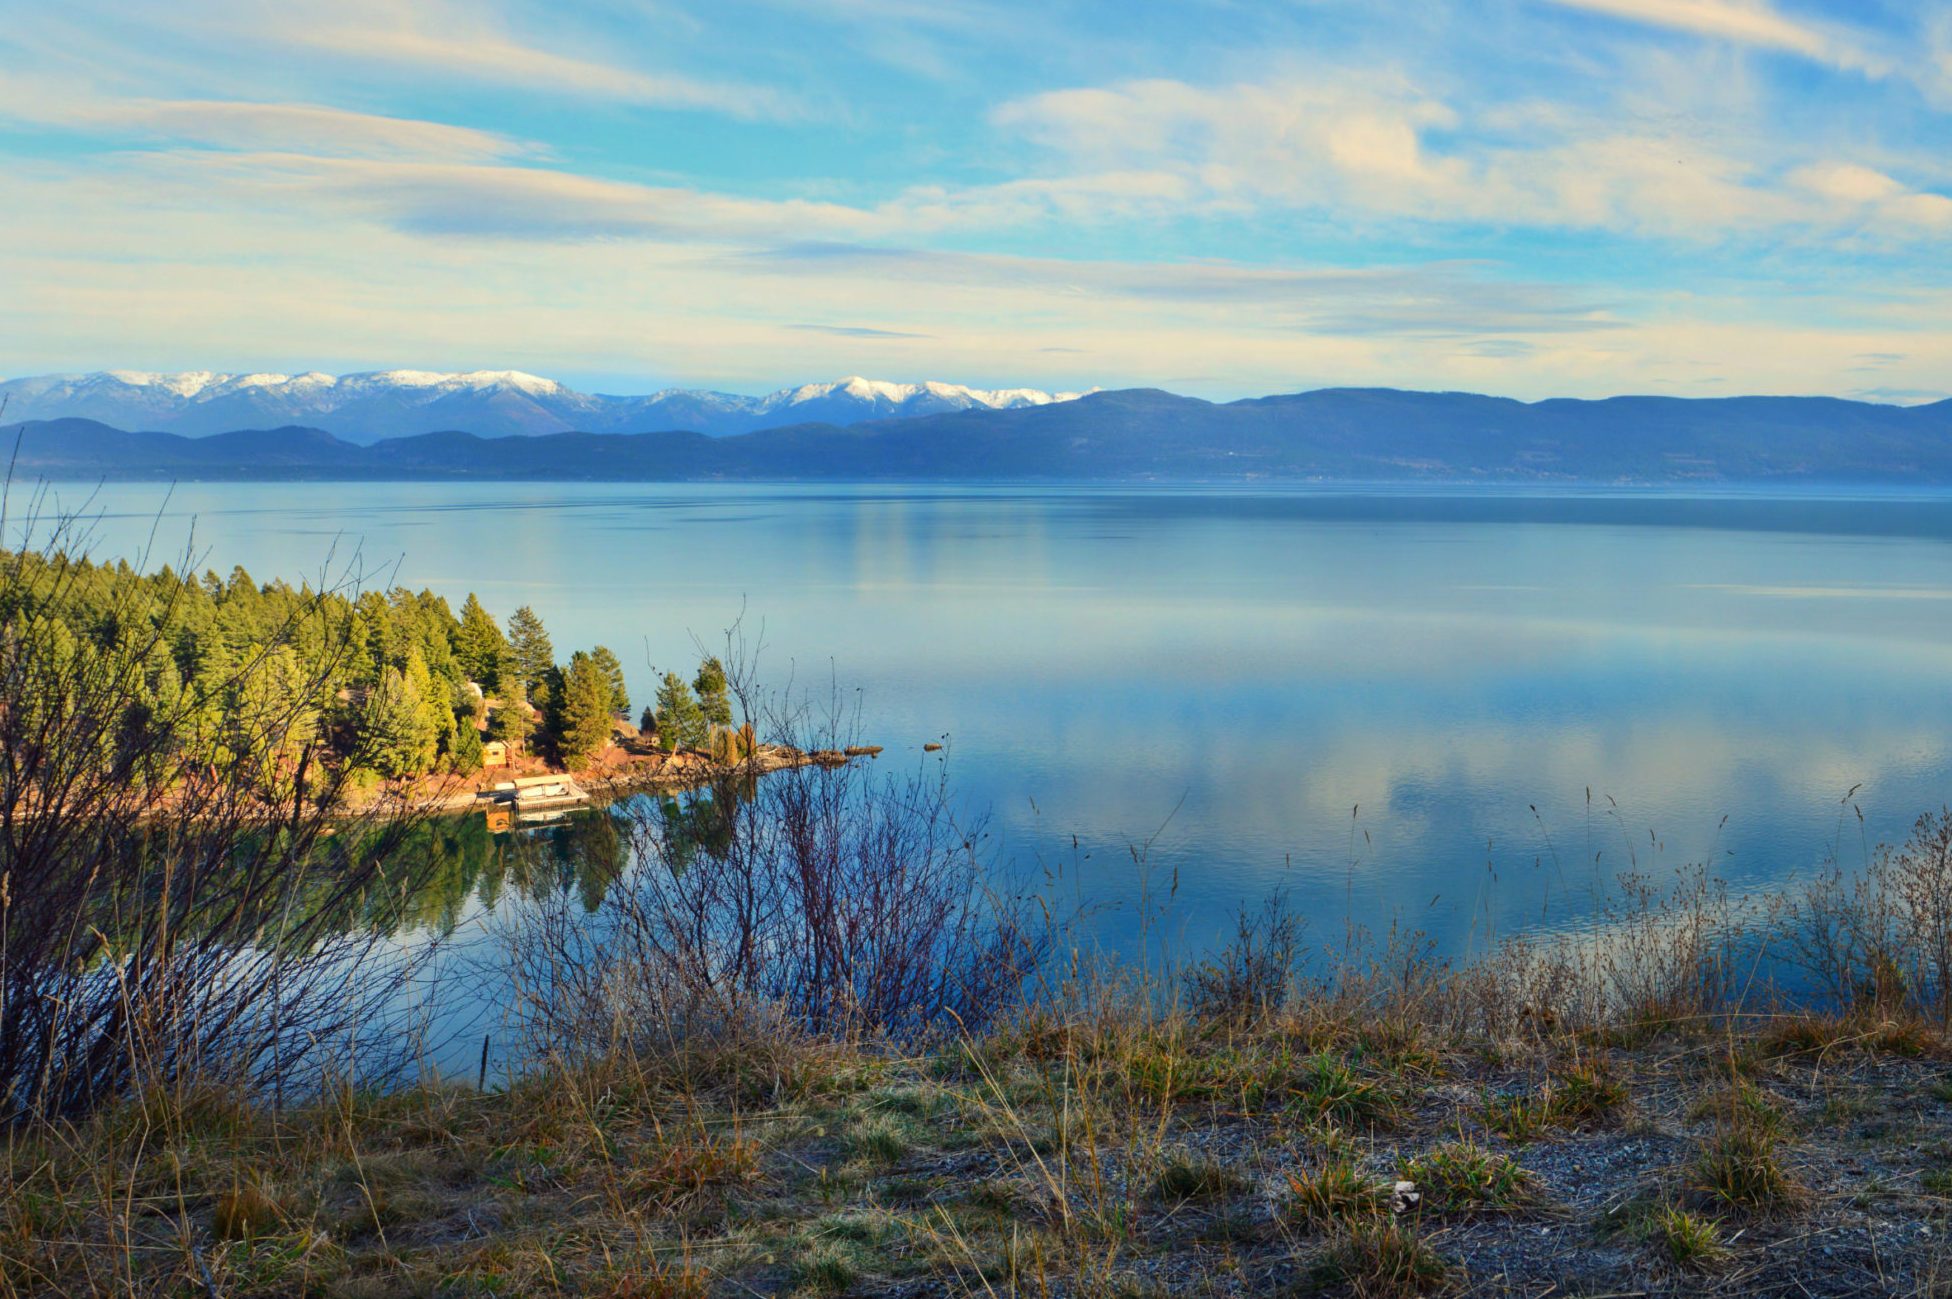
[844,1113,913,1167]
[1688,1079,1786,1136]
[1549,1058,1627,1126]
[789,1240,866,1294]
[1310,1221,1448,1297]
[1150,1148,1248,1202]
[1284,1156,1390,1226]
[1289,1052,1400,1130]
[1480,1090,1553,1141]
[1404,1140,1536,1213]
[1653,1205,1726,1270]
[1690,1124,1800,1213]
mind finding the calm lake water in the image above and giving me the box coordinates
[33,480,1952,1067]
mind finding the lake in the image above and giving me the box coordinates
[32,480,1952,1067]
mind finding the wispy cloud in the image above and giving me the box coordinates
[1541,0,1883,73]
[0,89,531,161]
[789,323,934,339]
[245,0,799,121]
[1454,339,1540,359]
[990,71,1949,241]
[742,244,1626,336]
[1786,162,1952,229]
[153,154,880,242]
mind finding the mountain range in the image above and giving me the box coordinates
[5,387,1952,483]
[0,370,1087,442]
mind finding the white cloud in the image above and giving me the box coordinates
[0,88,531,161]
[287,22,794,120]
[1788,161,1906,204]
[990,72,1952,242]
[147,152,886,243]
[1788,162,1952,229]
[1541,0,1882,74]
[992,76,1793,238]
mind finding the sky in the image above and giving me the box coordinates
[1,0,1949,402]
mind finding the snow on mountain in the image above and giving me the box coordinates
[759,376,1085,415]
[0,370,1087,443]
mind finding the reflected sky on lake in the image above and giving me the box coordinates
[27,481,1952,963]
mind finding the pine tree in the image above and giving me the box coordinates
[450,714,484,774]
[350,590,391,684]
[506,605,555,691]
[590,645,629,714]
[487,661,532,750]
[401,648,444,774]
[454,593,507,683]
[653,671,708,752]
[361,665,431,778]
[694,656,733,727]
[432,686,460,766]
[229,643,316,776]
[185,639,235,761]
[556,651,615,769]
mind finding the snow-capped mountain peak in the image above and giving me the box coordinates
[767,376,1080,414]
[345,369,566,397]
[104,369,227,399]
[0,369,1090,443]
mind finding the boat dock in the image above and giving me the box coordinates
[480,774,592,826]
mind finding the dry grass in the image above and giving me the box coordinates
[2,998,1951,1296]
[1284,1155,1392,1226]
[1688,1122,1802,1213]
[1309,1220,1449,1297]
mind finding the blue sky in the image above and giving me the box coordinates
[2,0,1948,400]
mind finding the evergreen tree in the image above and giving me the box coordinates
[401,648,445,774]
[361,665,432,778]
[653,671,708,752]
[590,645,629,714]
[556,651,615,769]
[450,714,484,774]
[506,606,554,690]
[454,593,507,683]
[350,590,392,684]
[487,661,532,750]
[531,665,561,739]
[229,643,316,776]
[185,639,235,759]
[432,686,460,766]
[408,591,464,692]
[694,656,733,727]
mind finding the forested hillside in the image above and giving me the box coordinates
[1,547,729,789]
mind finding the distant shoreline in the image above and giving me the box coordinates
[390,743,876,825]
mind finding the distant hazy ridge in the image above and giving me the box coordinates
[0,370,1086,442]
[7,387,1951,482]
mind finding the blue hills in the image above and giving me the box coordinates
[6,386,1951,482]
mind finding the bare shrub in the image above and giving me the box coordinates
[1181,892,1306,1021]
[502,652,1045,1061]
[1779,810,1952,1025]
